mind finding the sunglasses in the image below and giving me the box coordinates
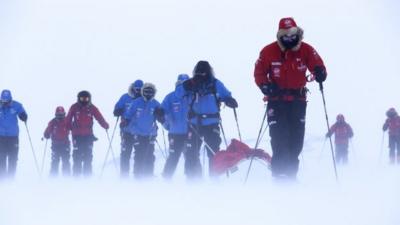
[79,96,90,102]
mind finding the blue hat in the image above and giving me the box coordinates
[176,74,189,86]
[1,90,12,103]
[133,79,144,88]
[129,79,144,97]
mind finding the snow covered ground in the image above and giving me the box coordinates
[0,0,400,224]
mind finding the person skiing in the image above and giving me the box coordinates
[179,60,238,179]
[254,17,327,179]
[43,106,71,176]
[161,74,190,179]
[123,83,165,179]
[65,91,109,177]
[0,90,27,179]
[113,79,144,177]
[382,108,400,164]
[326,114,354,165]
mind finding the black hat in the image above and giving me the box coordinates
[77,90,91,104]
[193,61,213,77]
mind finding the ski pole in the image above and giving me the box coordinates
[244,106,268,184]
[100,117,119,178]
[233,108,242,142]
[259,120,270,148]
[155,139,167,159]
[319,82,338,182]
[106,130,118,169]
[219,119,228,149]
[218,119,231,177]
[188,123,216,155]
[40,138,49,176]
[161,128,169,158]
[24,122,41,177]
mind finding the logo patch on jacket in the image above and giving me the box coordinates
[136,108,143,118]
[172,102,181,112]
[272,68,281,77]
[268,108,274,117]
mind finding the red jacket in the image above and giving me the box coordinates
[254,41,326,99]
[327,122,353,145]
[44,118,70,144]
[383,116,400,136]
[65,103,109,136]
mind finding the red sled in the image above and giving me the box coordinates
[211,139,272,176]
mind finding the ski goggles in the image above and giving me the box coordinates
[79,96,90,102]
[281,34,299,42]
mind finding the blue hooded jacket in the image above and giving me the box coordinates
[161,85,190,135]
[123,97,161,136]
[0,101,27,136]
[176,77,232,126]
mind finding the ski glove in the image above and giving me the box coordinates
[225,97,238,108]
[19,112,28,122]
[120,119,130,128]
[154,107,165,124]
[260,83,279,97]
[113,108,124,117]
[314,66,327,83]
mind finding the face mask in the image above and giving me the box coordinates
[280,34,300,49]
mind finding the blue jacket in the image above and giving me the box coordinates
[123,97,161,136]
[161,85,190,135]
[114,93,135,132]
[0,101,27,136]
[176,78,232,126]
[114,93,135,113]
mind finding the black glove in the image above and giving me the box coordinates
[225,97,238,108]
[19,112,27,122]
[260,83,279,97]
[154,107,165,123]
[113,108,124,117]
[182,79,197,92]
[120,118,130,128]
[314,66,327,83]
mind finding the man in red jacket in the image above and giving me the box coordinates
[383,108,400,164]
[254,17,327,179]
[326,114,354,165]
[44,106,71,176]
[65,91,109,177]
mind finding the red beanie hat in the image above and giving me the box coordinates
[278,17,297,30]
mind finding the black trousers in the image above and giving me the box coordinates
[72,135,94,177]
[0,136,19,179]
[335,143,348,165]
[120,132,135,177]
[186,124,221,179]
[267,100,306,178]
[133,135,155,179]
[50,142,71,176]
[388,135,400,163]
[162,134,187,179]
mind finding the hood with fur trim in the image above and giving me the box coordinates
[276,17,304,51]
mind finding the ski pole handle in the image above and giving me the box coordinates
[319,81,324,91]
